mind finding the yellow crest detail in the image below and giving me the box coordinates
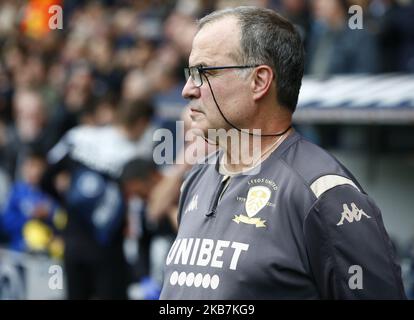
[232,186,271,228]
[245,186,271,217]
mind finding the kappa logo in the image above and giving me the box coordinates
[185,194,198,214]
[233,186,270,228]
[337,202,371,226]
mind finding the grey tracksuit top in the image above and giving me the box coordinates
[160,131,406,299]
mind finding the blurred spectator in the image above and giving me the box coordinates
[42,100,155,300]
[3,89,55,179]
[148,107,217,225]
[1,149,65,257]
[49,64,95,141]
[0,62,13,125]
[163,12,198,58]
[279,0,311,45]
[93,95,118,126]
[306,0,379,76]
[373,0,414,72]
[122,69,153,102]
[121,158,177,299]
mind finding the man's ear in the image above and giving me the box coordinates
[251,65,274,101]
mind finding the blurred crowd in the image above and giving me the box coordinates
[0,0,414,299]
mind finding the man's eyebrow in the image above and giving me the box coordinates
[189,62,210,68]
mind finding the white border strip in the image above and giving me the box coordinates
[310,175,360,199]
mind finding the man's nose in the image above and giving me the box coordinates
[182,77,200,100]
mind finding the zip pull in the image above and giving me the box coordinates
[206,175,230,217]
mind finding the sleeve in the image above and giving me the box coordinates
[46,130,73,165]
[303,183,407,299]
[40,132,73,202]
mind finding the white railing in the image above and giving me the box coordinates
[0,248,65,300]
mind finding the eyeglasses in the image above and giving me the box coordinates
[184,65,259,87]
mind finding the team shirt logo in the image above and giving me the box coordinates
[233,186,270,228]
[337,202,371,226]
[165,238,250,290]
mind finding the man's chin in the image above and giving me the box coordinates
[189,121,208,138]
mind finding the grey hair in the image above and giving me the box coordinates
[198,6,305,113]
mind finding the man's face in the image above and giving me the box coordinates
[182,16,253,136]
[23,157,46,186]
[313,0,343,24]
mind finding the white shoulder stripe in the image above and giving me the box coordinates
[310,175,360,199]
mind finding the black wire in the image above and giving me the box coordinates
[204,75,291,137]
